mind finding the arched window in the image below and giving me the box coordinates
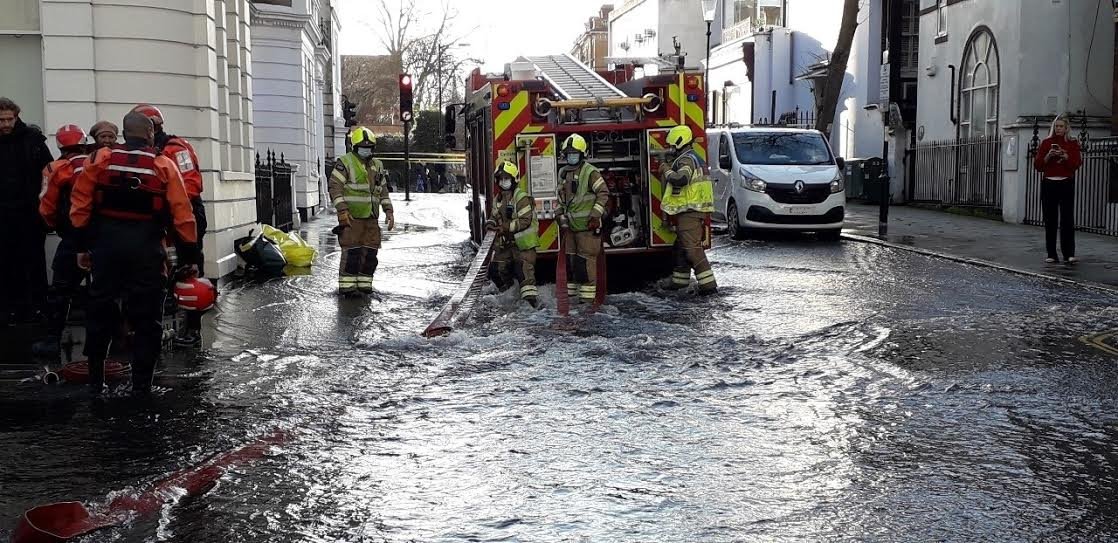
[959,28,999,138]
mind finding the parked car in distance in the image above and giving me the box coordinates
[706,126,846,241]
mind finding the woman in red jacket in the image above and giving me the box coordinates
[1033,116,1083,264]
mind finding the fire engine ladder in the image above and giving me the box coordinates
[528,54,626,102]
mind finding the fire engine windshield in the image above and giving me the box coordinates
[732,132,834,166]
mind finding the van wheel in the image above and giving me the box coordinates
[727,202,748,241]
[818,229,842,242]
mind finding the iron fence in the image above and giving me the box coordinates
[1024,120,1118,237]
[255,150,295,232]
[910,135,1001,209]
[753,108,817,129]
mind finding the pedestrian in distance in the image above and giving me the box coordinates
[89,120,119,150]
[556,133,609,305]
[487,160,539,308]
[131,104,209,347]
[0,97,53,327]
[33,125,90,356]
[329,127,395,296]
[70,112,199,396]
[659,125,717,295]
[1033,115,1083,264]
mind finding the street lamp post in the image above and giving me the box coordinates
[701,0,718,128]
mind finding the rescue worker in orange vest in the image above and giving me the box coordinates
[70,112,198,396]
[32,125,90,356]
[486,160,539,308]
[659,125,717,294]
[89,120,119,150]
[329,127,395,295]
[555,134,609,304]
[131,104,207,347]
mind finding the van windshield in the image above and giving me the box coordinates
[732,132,834,166]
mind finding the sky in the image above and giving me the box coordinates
[336,0,613,73]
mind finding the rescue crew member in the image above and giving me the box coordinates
[34,125,89,355]
[556,134,609,305]
[659,125,717,295]
[131,104,207,347]
[329,127,395,295]
[486,160,539,308]
[71,112,198,396]
[89,120,119,149]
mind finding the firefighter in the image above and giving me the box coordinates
[329,127,395,296]
[555,134,608,305]
[33,124,89,355]
[70,112,198,396]
[131,104,207,348]
[486,160,539,307]
[89,120,119,149]
[659,125,717,295]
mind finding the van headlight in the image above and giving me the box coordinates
[741,168,766,192]
[829,173,845,194]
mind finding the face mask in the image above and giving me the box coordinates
[499,178,514,191]
[566,153,581,166]
[356,148,373,159]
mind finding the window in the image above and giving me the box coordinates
[718,134,732,170]
[732,133,834,166]
[959,28,999,138]
[936,0,947,37]
[730,1,757,27]
[726,0,783,29]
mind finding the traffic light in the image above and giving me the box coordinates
[398,73,414,123]
[342,96,358,127]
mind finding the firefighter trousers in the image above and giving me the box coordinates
[489,242,537,301]
[45,236,85,338]
[85,220,167,394]
[338,217,381,293]
[670,211,717,294]
[563,229,601,304]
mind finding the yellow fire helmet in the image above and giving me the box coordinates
[666,125,694,150]
[350,126,376,148]
[562,134,588,154]
[494,160,519,180]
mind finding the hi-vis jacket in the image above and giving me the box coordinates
[557,161,609,231]
[490,186,538,251]
[329,153,394,220]
[159,135,204,199]
[661,149,714,215]
[40,153,87,232]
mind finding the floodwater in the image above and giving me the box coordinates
[3,193,1118,542]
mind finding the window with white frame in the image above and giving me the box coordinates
[958,29,999,138]
[936,0,947,37]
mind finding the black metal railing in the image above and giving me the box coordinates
[753,108,816,129]
[255,150,295,232]
[1024,119,1118,237]
[910,135,1002,209]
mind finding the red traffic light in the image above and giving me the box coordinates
[399,74,412,88]
[399,73,414,123]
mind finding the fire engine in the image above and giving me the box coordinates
[445,52,709,281]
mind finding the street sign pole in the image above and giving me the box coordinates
[403,117,412,202]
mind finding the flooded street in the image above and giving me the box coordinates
[3,193,1118,542]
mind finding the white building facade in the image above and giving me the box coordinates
[1,0,258,278]
[608,0,716,67]
[251,0,344,221]
[916,0,1113,224]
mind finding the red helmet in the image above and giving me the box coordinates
[175,277,216,312]
[55,124,87,149]
[132,104,165,126]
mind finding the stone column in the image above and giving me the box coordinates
[225,0,245,173]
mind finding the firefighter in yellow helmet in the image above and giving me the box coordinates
[659,125,717,294]
[329,127,395,296]
[486,160,540,307]
[555,134,609,304]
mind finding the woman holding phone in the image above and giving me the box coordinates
[1033,115,1083,264]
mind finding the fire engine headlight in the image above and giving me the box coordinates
[830,173,845,194]
[740,168,766,192]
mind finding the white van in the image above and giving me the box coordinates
[706,126,846,241]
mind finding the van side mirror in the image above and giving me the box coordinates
[835,157,846,171]
[718,154,732,170]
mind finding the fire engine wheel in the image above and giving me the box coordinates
[727,201,748,241]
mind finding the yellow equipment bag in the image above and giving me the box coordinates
[261,224,317,267]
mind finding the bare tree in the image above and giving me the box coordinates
[342,55,402,125]
[374,0,474,111]
[815,0,861,135]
